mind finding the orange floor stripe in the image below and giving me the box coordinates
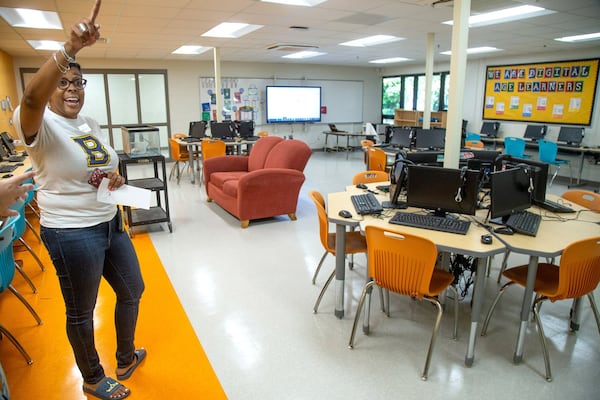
[0,223,227,399]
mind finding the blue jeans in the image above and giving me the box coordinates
[41,213,145,384]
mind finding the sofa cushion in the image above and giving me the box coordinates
[264,140,312,171]
[211,171,246,189]
[222,179,239,197]
[248,136,284,171]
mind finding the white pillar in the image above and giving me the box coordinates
[213,47,223,122]
[423,32,435,130]
[444,0,470,169]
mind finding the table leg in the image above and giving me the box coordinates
[465,257,487,366]
[569,298,582,331]
[568,150,586,188]
[346,135,350,160]
[186,143,197,184]
[324,133,329,152]
[514,255,539,363]
[335,223,347,319]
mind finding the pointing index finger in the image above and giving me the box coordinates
[89,0,101,24]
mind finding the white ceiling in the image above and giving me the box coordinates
[0,0,599,67]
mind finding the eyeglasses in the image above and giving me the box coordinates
[58,78,87,90]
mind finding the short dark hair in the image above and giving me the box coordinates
[69,62,82,73]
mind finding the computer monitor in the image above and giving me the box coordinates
[235,120,255,138]
[405,150,443,166]
[188,121,207,139]
[557,126,584,146]
[523,125,547,141]
[414,128,445,150]
[0,132,16,154]
[480,122,500,137]
[494,154,549,204]
[389,126,413,148]
[406,165,480,217]
[386,152,411,208]
[489,167,532,222]
[465,150,502,189]
[210,121,234,139]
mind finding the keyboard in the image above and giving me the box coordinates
[389,211,471,235]
[534,199,575,214]
[222,137,237,143]
[180,137,202,143]
[351,193,383,215]
[505,211,541,237]
[0,164,17,173]
[242,136,260,141]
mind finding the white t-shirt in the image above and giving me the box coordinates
[14,106,118,228]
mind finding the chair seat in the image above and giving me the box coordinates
[326,231,367,255]
[428,270,456,296]
[503,263,560,298]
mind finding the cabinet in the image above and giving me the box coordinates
[393,109,447,128]
[118,153,172,236]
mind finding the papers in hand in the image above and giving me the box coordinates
[96,178,151,210]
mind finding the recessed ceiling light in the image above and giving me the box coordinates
[172,46,211,55]
[440,46,501,55]
[369,57,412,64]
[555,32,600,43]
[340,35,403,47]
[0,7,62,29]
[202,22,263,38]
[443,5,555,28]
[261,0,327,6]
[27,40,62,51]
[283,51,325,59]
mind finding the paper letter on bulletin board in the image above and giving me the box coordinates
[482,58,599,126]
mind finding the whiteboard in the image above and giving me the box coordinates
[199,77,363,124]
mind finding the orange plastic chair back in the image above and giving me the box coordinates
[465,140,484,149]
[257,131,269,137]
[308,190,332,253]
[552,236,600,300]
[201,139,226,161]
[365,226,439,298]
[168,137,189,161]
[561,190,600,212]
[352,170,389,185]
[367,147,387,172]
[361,139,374,149]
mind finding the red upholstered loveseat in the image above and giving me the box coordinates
[203,136,312,228]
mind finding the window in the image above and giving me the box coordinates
[382,72,449,123]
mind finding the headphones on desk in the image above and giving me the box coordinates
[455,166,468,203]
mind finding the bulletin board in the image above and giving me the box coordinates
[199,77,363,124]
[482,58,599,126]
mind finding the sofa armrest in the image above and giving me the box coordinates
[237,168,305,193]
[203,155,249,182]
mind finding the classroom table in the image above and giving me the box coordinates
[322,131,371,159]
[326,185,506,366]
[489,198,600,364]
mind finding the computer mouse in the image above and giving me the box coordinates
[494,226,514,235]
[338,210,352,218]
[356,183,368,189]
[481,234,493,244]
[1,174,12,179]
[15,163,24,166]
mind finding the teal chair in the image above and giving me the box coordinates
[504,137,529,158]
[465,132,481,142]
[538,139,572,187]
[0,214,43,365]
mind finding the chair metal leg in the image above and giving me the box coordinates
[25,218,42,244]
[532,297,553,382]
[481,281,514,336]
[311,251,328,284]
[313,269,335,313]
[421,297,444,381]
[348,281,374,349]
[8,284,42,325]
[15,261,37,293]
[18,237,45,272]
[586,293,600,335]
[496,250,510,284]
[449,285,459,340]
[0,324,33,365]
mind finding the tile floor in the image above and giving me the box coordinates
[136,149,598,400]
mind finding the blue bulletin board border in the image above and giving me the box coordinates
[482,58,599,126]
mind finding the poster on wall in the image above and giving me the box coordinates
[482,58,599,126]
[199,77,263,124]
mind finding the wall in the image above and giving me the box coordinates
[11,57,382,151]
[0,50,19,139]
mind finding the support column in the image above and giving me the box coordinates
[213,47,223,122]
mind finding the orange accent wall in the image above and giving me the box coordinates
[0,49,19,138]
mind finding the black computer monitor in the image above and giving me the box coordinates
[414,128,445,150]
[523,125,547,141]
[0,132,16,154]
[386,152,411,208]
[465,150,502,189]
[480,122,500,137]
[389,126,413,148]
[188,121,207,139]
[557,126,584,146]
[235,120,255,138]
[489,167,532,222]
[406,165,480,217]
[405,150,443,166]
[210,121,234,139]
[494,155,549,204]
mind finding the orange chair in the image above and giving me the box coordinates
[464,139,484,149]
[360,139,374,165]
[200,139,226,186]
[257,131,269,137]
[560,189,600,211]
[352,170,389,185]
[168,135,190,184]
[366,147,388,172]
[481,236,600,381]
[349,226,458,380]
[308,190,368,313]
